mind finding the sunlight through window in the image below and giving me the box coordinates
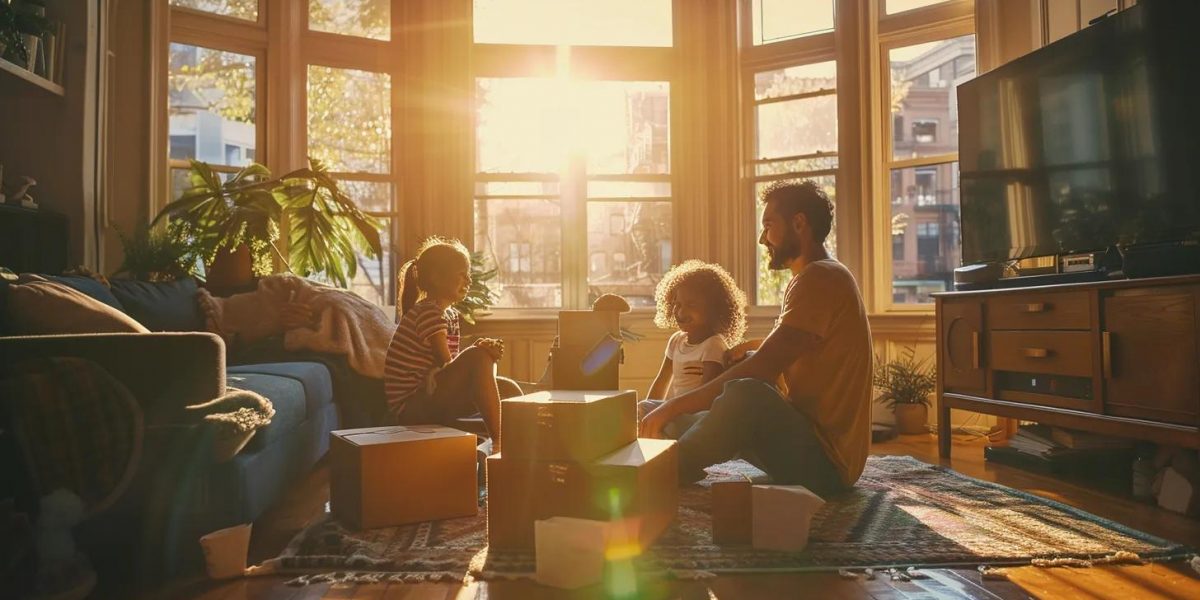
[473,0,672,47]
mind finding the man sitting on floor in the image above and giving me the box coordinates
[640,180,872,497]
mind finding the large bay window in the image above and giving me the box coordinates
[160,0,973,316]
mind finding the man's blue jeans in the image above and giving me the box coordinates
[672,378,847,498]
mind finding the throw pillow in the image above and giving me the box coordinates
[109,278,204,332]
[45,275,125,312]
[2,276,149,335]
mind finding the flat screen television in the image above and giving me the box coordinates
[957,0,1200,267]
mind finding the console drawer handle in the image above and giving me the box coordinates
[971,331,980,369]
[1023,302,1048,313]
[1021,347,1051,359]
[1102,331,1114,378]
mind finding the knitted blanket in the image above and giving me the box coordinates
[197,274,393,378]
[186,388,275,462]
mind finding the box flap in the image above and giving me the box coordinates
[752,484,826,507]
[598,438,674,467]
[333,425,473,446]
[505,390,636,405]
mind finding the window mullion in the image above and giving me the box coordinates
[563,154,589,309]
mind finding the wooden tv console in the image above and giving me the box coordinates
[935,274,1200,458]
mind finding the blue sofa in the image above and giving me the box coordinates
[0,275,355,589]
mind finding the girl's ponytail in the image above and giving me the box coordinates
[395,237,470,321]
[397,259,420,320]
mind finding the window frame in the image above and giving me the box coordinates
[298,5,403,307]
[874,6,975,312]
[470,23,677,312]
[738,0,973,313]
[739,0,839,308]
[166,11,268,187]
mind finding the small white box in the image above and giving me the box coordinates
[534,517,610,589]
[751,485,825,552]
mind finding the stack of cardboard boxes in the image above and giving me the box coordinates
[486,390,678,551]
[488,306,679,552]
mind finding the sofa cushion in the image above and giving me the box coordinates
[109,278,203,332]
[227,362,334,419]
[46,275,125,311]
[224,371,307,452]
[1,276,149,335]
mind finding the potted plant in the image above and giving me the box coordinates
[454,251,498,324]
[873,347,937,435]
[154,158,382,289]
[112,222,204,282]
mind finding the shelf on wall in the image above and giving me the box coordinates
[0,57,64,96]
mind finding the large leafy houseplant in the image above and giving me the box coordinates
[873,347,937,434]
[153,159,382,288]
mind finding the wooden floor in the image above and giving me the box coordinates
[153,433,1200,600]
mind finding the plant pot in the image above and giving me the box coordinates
[206,245,254,290]
[21,34,37,71]
[894,403,928,435]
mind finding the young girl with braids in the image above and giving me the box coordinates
[383,238,516,451]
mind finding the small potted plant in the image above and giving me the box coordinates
[453,251,498,325]
[873,347,937,435]
[112,221,204,282]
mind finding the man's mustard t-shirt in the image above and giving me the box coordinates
[778,259,873,487]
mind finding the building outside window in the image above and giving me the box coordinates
[888,31,975,305]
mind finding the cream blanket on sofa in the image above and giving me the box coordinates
[196,275,393,378]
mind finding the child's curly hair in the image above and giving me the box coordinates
[653,260,748,344]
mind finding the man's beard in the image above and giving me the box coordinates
[766,232,800,270]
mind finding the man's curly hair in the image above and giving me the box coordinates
[653,260,748,344]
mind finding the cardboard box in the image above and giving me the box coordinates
[751,485,825,552]
[551,343,621,390]
[559,310,620,346]
[535,517,610,589]
[487,438,678,550]
[1157,467,1200,516]
[553,310,622,390]
[711,479,753,545]
[500,390,637,462]
[330,425,478,530]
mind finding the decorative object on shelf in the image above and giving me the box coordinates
[4,174,37,210]
[873,346,936,435]
[112,222,204,282]
[153,158,382,289]
[0,0,49,71]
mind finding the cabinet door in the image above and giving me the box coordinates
[1103,287,1200,426]
[940,300,985,393]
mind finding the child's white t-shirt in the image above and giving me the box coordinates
[665,331,728,398]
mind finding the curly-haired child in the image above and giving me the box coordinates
[639,260,747,438]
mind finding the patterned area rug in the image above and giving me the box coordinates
[258,456,1192,583]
